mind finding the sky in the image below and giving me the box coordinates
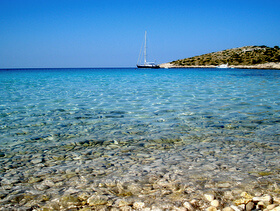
[0,0,280,68]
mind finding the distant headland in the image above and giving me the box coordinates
[160,45,280,69]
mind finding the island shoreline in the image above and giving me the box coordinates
[159,62,280,70]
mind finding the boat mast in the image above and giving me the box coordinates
[144,31,147,64]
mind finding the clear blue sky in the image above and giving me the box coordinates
[1,0,280,68]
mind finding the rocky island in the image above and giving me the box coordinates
[160,45,280,69]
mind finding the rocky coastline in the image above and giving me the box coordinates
[159,62,280,70]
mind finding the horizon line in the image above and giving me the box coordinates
[0,67,138,70]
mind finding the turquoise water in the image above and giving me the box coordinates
[0,68,280,208]
[1,68,279,148]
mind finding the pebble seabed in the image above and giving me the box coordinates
[1,134,280,211]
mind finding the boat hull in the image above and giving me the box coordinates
[137,64,160,69]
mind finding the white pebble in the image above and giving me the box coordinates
[270,205,280,211]
[211,200,219,207]
[267,204,277,210]
[172,207,187,211]
[183,201,194,211]
[274,197,280,204]
[205,206,217,211]
[133,202,145,209]
[204,193,215,202]
[253,194,272,204]
[230,205,242,211]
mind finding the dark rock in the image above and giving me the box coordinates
[245,201,255,211]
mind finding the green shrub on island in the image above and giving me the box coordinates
[171,45,280,66]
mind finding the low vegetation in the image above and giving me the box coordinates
[171,46,280,66]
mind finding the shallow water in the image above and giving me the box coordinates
[0,68,280,209]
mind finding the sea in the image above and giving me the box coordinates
[0,68,280,209]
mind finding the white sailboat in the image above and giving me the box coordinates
[137,31,160,69]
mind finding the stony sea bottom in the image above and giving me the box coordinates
[0,68,280,210]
